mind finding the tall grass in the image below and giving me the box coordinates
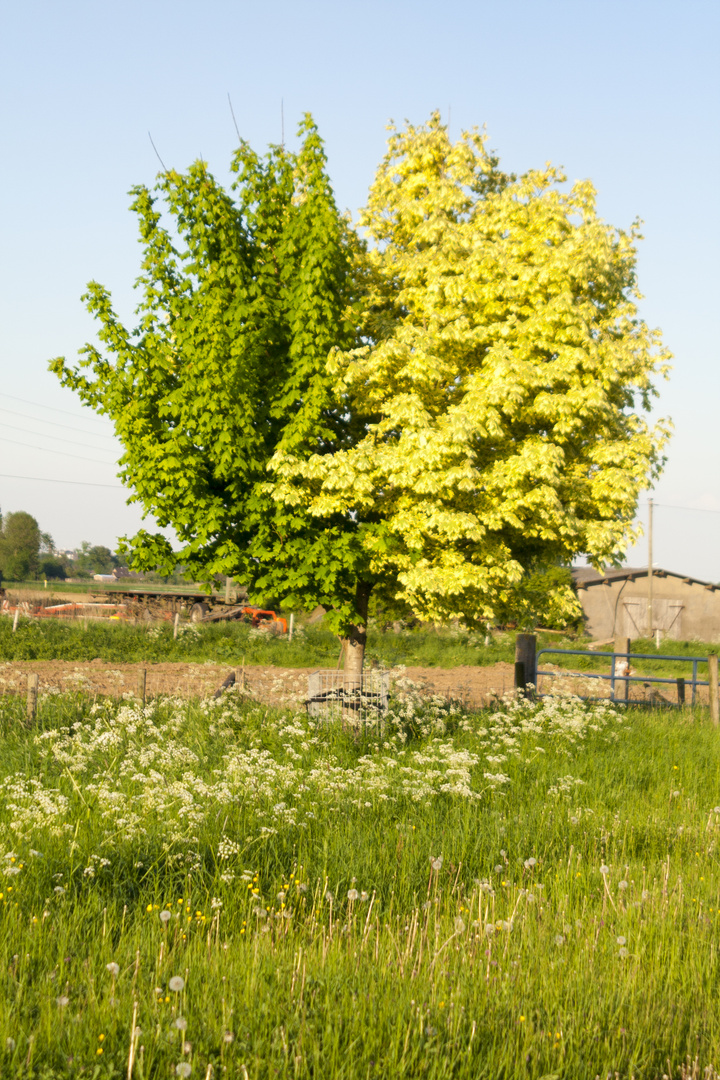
[1,685,720,1078]
[0,616,515,668]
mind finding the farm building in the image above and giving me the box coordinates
[572,567,720,642]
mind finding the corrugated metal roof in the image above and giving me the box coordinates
[571,566,718,591]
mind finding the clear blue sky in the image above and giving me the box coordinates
[1,0,718,576]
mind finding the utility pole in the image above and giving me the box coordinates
[647,497,653,637]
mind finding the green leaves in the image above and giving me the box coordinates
[51,119,366,628]
[52,112,671,635]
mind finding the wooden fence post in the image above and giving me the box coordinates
[709,654,719,727]
[676,677,686,708]
[137,669,146,707]
[173,612,180,640]
[289,613,294,642]
[515,634,537,696]
[27,674,38,722]
[12,608,19,633]
[614,636,631,704]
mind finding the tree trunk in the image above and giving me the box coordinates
[342,580,372,688]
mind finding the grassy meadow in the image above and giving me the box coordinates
[1,683,720,1078]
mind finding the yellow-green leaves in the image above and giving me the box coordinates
[272,114,671,625]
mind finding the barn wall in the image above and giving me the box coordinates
[578,576,720,642]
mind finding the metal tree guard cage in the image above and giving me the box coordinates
[306,669,389,722]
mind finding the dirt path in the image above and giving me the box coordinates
[0,660,516,709]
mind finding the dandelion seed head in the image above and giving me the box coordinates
[57,996,69,1006]
[160,910,172,923]
[555,934,565,946]
[524,857,537,869]
[347,888,359,901]
[600,865,610,875]
[619,947,629,958]
[618,880,628,890]
[617,936,627,945]
[454,916,466,933]
[430,856,443,871]
[169,976,185,992]
[176,1065,192,1078]
[106,962,120,977]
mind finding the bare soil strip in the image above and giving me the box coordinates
[0,661,516,709]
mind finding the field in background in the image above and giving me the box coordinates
[1,687,720,1077]
[0,616,517,668]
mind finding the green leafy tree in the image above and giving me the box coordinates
[39,556,67,580]
[75,543,118,576]
[51,118,370,665]
[0,511,42,580]
[52,114,670,675]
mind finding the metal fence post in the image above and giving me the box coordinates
[709,654,719,727]
[515,634,536,696]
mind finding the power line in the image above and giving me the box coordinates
[0,473,123,489]
[651,502,720,516]
[0,435,117,466]
[0,418,118,453]
[0,390,111,427]
[0,404,116,442]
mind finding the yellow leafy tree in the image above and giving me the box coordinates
[272,114,671,672]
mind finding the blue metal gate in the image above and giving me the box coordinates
[535,647,710,706]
